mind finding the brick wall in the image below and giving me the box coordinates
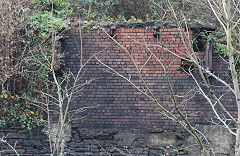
[63,27,236,130]
[0,26,236,156]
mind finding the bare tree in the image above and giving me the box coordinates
[38,2,101,154]
[206,0,240,154]
[93,1,240,155]
[46,0,240,155]
[0,0,97,155]
[1,0,240,155]
[45,28,98,155]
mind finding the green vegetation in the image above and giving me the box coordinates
[192,30,240,76]
[70,0,207,22]
[30,0,72,38]
[0,89,44,130]
[0,0,72,131]
[0,0,238,131]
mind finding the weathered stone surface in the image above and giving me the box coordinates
[132,139,146,148]
[184,125,234,156]
[77,129,118,140]
[0,126,236,155]
[202,125,234,155]
[7,132,27,139]
[115,130,136,147]
[149,148,165,156]
[145,132,184,148]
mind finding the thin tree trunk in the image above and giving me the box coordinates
[224,0,240,154]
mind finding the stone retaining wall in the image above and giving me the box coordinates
[0,125,234,155]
